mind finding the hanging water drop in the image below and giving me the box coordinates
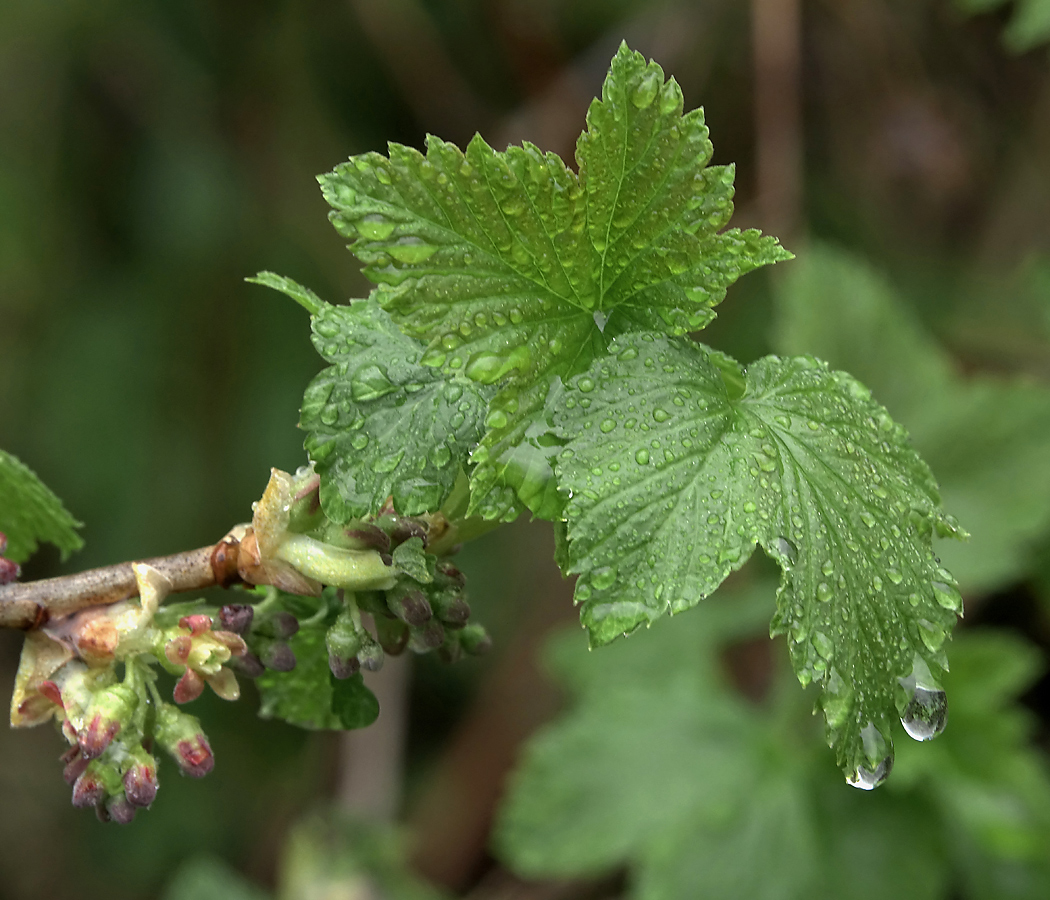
[899,655,948,741]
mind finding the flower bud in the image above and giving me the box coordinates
[217,604,254,635]
[388,517,428,547]
[105,794,137,825]
[435,561,466,590]
[121,746,158,807]
[408,620,445,653]
[178,614,214,636]
[154,704,214,778]
[343,524,391,554]
[373,615,409,656]
[387,588,432,627]
[431,591,471,627]
[357,635,385,672]
[0,556,19,585]
[459,624,492,656]
[328,653,361,680]
[72,759,119,808]
[262,611,299,639]
[79,683,138,759]
[62,746,90,786]
[259,640,296,672]
[230,651,265,678]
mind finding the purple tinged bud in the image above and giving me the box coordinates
[388,588,432,627]
[344,525,391,554]
[260,641,296,672]
[218,604,254,635]
[411,620,446,651]
[436,561,466,589]
[329,653,361,680]
[78,683,138,759]
[389,517,428,547]
[0,531,6,553]
[121,747,158,807]
[230,651,266,678]
[0,557,19,585]
[357,637,385,672]
[63,748,90,786]
[106,794,137,825]
[436,595,471,627]
[153,704,214,778]
[269,611,300,639]
[72,763,109,808]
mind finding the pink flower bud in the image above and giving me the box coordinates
[121,748,158,807]
[178,615,214,636]
[154,704,214,778]
[174,735,214,778]
[72,766,108,808]
[78,713,122,760]
[0,557,19,585]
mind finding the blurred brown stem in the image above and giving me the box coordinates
[753,0,804,242]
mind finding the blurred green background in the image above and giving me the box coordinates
[3,0,1050,898]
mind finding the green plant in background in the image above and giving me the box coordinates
[958,0,1050,52]
[0,42,971,828]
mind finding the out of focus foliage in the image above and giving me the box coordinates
[4,0,1050,898]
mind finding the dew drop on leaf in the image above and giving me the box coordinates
[635,449,650,465]
[631,70,661,108]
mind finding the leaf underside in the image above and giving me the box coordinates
[552,332,963,776]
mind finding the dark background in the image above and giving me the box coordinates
[2,1,1050,897]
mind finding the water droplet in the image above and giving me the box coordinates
[887,568,903,585]
[821,560,835,577]
[593,310,608,333]
[351,363,395,402]
[917,619,946,652]
[817,582,833,603]
[847,722,894,790]
[465,351,504,384]
[600,418,616,433]
[658,79,682,114]
[375,167,392,185]
[872,576,884,592]
[388,237,437,264]
[592,566,617,590]
[932,581,963,613]
[578,377,595,393]
[775,537,798,565]
[355,214,396,240]
[635,449,650,465]
[813,631,833,659]
[350,433,369,450]
[430,445,452,468]
[485,409,509,430]
[373,450,404,473]
[860,511,876,528]
[631,70,661,109]
[899,657,948,741]
[575,582,592,602]
[653,408,670,423]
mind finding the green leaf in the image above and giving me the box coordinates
[496,595,965,900]
[247,270,323,314]
[552,332,963,777]
[391,536,433,584]
[318,42,789,518]
[774,245,1050,593]
[300,297,491,521]
[162,857,269,900]
[0,448,83,564]
[256,614,378,730]
[497,591,1050,899]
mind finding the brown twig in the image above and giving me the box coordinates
[0,537,242,631]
